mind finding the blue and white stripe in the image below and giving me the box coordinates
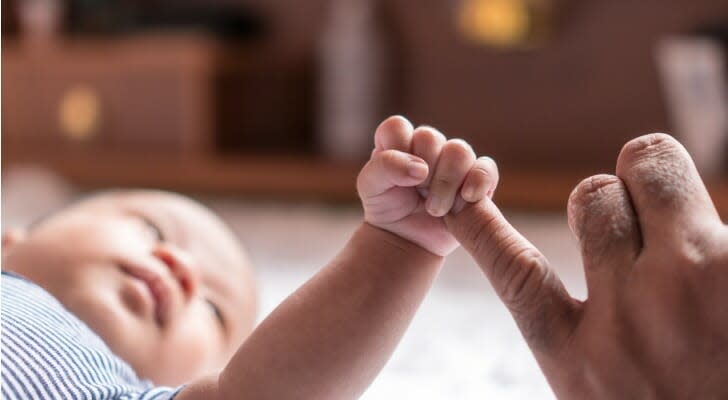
[1,272,182,399]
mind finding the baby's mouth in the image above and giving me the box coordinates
[120,264,172,327]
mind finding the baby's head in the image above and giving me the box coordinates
[2,190,257,385]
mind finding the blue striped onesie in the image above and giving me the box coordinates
[1,272,183,399]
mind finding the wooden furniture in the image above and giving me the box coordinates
[3,36,218,155]
[2,34,316,155]
[3,5,728,216]
[1,34,327,198]
[385,0,728,171]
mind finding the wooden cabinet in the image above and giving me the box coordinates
[1,35,356,202]
[3,36,217,155]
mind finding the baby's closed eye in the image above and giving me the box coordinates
[205,299,226,329]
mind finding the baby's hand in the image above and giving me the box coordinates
[357,116,498,256]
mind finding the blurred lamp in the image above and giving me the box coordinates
[58,85,101,141]
[458,0,567,48]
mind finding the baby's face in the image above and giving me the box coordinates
[2,191,257,385]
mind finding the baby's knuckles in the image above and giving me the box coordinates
[374,116,413,150]
[442,139,475,162]
[359,123,485,256]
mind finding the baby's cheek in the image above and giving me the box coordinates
[164,311,228,379]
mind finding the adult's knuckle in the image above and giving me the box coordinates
[500,249,549,308]
[617,133,684,171]
[568,175,621,230]
[576,174,621,197]
[512,270,568,351]
[463,213,497,257]
[568,176,639,255]
[617,133,698,208]
[569,175,621,207]
[674,228,719,268]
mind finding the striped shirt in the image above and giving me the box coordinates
[1,272,183,399]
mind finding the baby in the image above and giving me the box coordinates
[2,116,498,399]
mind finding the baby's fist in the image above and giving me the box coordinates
[357,116,499,256]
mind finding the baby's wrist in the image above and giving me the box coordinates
[356,223,445,264]
[363,218,459,257]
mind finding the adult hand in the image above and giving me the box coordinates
[445,134,728,398]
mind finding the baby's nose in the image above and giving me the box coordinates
[152,244,199,303]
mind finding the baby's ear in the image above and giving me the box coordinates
[2,229,26,250]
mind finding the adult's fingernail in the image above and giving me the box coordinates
[408,160,428,179]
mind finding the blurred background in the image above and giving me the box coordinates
[3,0,728,207]
[2,1,728,398]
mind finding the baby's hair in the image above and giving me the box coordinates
[25,191,97,231]
[26,189,147,231]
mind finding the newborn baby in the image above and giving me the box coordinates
[2,190,258,387]
[2,116,498,399]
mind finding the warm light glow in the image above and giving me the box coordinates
[458,0,530,47]
[58,85,101,141]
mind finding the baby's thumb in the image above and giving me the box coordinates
[444,199,580,356]
[357,150,429,200]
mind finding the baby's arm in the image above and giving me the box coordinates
[177,117,497,400]
[212,224,441,399]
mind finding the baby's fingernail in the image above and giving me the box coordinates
[462,185,475,201]
[427,195,442,216]
[408,160,428,179]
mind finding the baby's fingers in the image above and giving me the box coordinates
[426,139,475,217]
[461,156,499,202]
[374,116,414,152]
[357,150,429,200]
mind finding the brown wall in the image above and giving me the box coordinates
[382,0,728,170]
[5,0,728,171]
